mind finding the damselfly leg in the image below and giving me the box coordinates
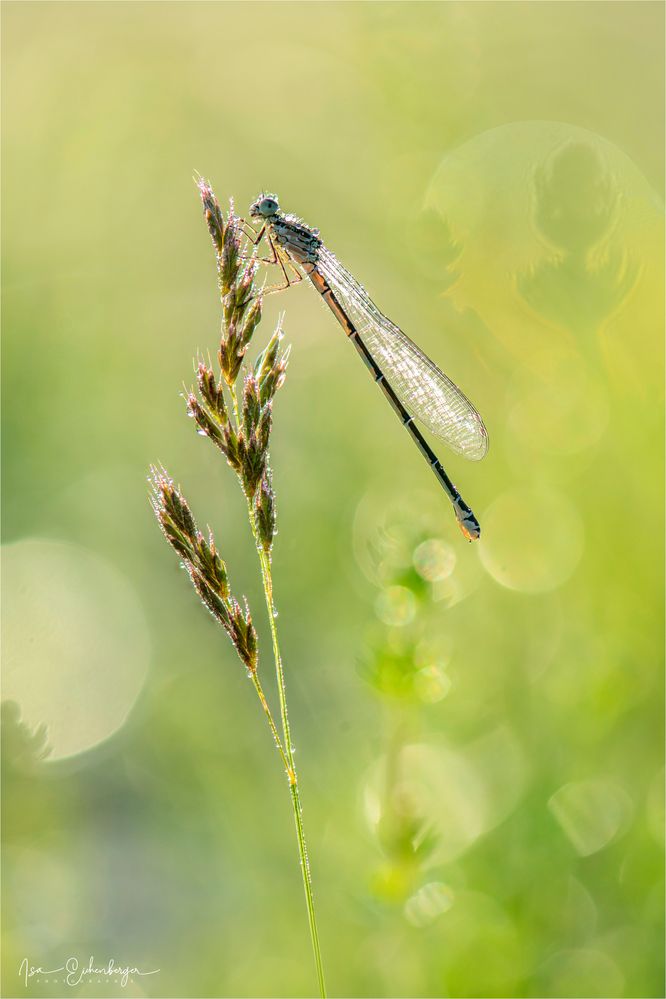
[237,224,304,296]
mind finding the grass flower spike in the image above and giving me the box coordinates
[149,179,326,997]
[149,469,258,673]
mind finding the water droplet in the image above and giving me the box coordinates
[479,487,584,593]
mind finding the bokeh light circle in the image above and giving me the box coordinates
[548,779,633,856]
[3,538,151,760]
[479,487,584,593]
[353,489,449,586]
[352,489,482,603]
[404,881,454,928]
[374,585,417,627]
[413,538,456,581]
[364,730,526,865]
[414,664,451,704]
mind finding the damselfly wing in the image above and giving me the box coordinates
[247,194,488,540]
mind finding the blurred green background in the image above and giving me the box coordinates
[2,2,664,997]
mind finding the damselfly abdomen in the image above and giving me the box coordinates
[246,194,489,540]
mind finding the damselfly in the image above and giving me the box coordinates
[243,194,489,540]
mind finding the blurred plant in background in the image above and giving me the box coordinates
[150,181,326,996]
[1,702,51,777]
[405,209,463,290]
[356,503,458,910]
[517,141,640,340]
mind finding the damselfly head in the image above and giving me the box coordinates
[250,194,280,219]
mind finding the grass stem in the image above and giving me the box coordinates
[255,539,327,999]
[249,672,291,777]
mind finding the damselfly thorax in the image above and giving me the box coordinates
[245,193,488,541]
[270,217,321,268]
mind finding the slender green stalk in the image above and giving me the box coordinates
[255,537,327,999]
[229,375,326,997]
[249,672,291,777]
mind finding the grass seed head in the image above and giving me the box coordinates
[197,177,225,257]
[242,372,261,436]
[196,361,227,421]
[187,394,227,451]
[255,473,277,553]
[220,208,242,297]
[239,431,267,498]
[152,181,293,675]
[240,297,263,350]
[150,466,256,673]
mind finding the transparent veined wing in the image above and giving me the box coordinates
[317,247,489,461]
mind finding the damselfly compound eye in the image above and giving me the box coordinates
[260,197,278,216]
